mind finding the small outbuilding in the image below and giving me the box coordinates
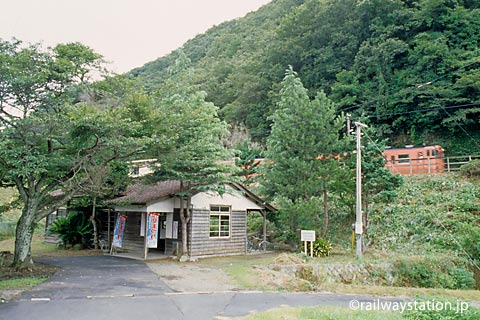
[108,180,275,260]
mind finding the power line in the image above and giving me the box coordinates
[366,102,480,119]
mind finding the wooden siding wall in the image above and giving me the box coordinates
[113,212,144,255]
[165,210,182,256]
[98,210,115,248]
[189,210,246,257]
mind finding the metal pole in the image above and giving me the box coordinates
[355,122,367,258]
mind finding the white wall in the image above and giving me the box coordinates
[192,187,262,211]
[147,198,175,212]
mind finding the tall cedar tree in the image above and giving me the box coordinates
[264,66,345,238]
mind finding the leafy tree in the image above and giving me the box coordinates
[0,40,145,268]
[146,55,233,258]
[149,91,232,257]
[75,160,130,249]
[129,0,480,153]
[263,66,345,240]
[233,141,263,184]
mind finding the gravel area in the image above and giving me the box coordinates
[147,261,241,293]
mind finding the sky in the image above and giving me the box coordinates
[0,0,271,73]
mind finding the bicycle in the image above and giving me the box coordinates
[247,235,271,253]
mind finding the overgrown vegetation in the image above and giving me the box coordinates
[369,175,480,255]
[312,238,333,258]
[365,174,480,290]
[131,0,480,153]
[48,211,93,248]
[460,159,480,177]
[393,257,475,290]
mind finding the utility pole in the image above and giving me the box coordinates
[346,113,352,135]
[355,121,367,258]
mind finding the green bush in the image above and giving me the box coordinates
[462,225,480,265]
[403,298,480,320]
[392,258,475,290]
[448,267,475,290]
[312,238,333,257]
[49,211,92,247]
[460,159,480,177]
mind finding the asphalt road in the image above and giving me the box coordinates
[0,256,404,320]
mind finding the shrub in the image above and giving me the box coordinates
[392,258,475,290]
[403,298,480,320]
[312,238,333,257]
[448,267,475,289]
[460,159,480,177]
[462,225,480,265]
[49,211,92,247]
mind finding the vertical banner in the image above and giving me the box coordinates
[112,214,127,248]
[146,213,160,248]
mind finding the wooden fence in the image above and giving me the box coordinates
[386,155,480,175]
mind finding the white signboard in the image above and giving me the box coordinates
[301,230,316,242]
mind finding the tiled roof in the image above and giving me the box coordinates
[109,180,183,204]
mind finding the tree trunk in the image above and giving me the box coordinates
[90,196,98,250]
[180,196,188,256]
[12,206,36,269]
[322,189,329,238]
[178,180,189,258]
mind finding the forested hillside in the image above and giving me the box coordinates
[131,0,480,155]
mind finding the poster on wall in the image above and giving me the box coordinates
[146,213,160,248]
[112,214,127,248]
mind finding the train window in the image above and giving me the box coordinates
[398,154,410,164]
[432,150,438,156]
[390,155,395,164]
[427,150,430,156]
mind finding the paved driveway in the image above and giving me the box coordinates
[20,255,171,301]
[0,255,407,320]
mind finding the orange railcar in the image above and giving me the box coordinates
[384,145,445,175]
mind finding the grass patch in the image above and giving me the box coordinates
[199,253,278,290]
[318,283,480,303]
[196,252,480,303]
[0,234,60,258]
[234,305,402,320]
[0,277,47,290]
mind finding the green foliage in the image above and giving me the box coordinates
[369,175,480,255]
[402,298,480,320]
[234,141,264,183]
[460,159,480,177]
[263,67,346,238]
[49,211,93,247]
[131,0,480,153]
[312,238,333,257]
[461,224,480,265]
[0,39,151,266]
[392,257,475,289]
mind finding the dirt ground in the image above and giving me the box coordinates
[0,251,58,280]
[147,260,241,292]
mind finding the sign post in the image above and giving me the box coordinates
[301,230,316,257]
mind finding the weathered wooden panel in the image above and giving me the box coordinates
[113,212,144,254]
[189,210,247,257]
